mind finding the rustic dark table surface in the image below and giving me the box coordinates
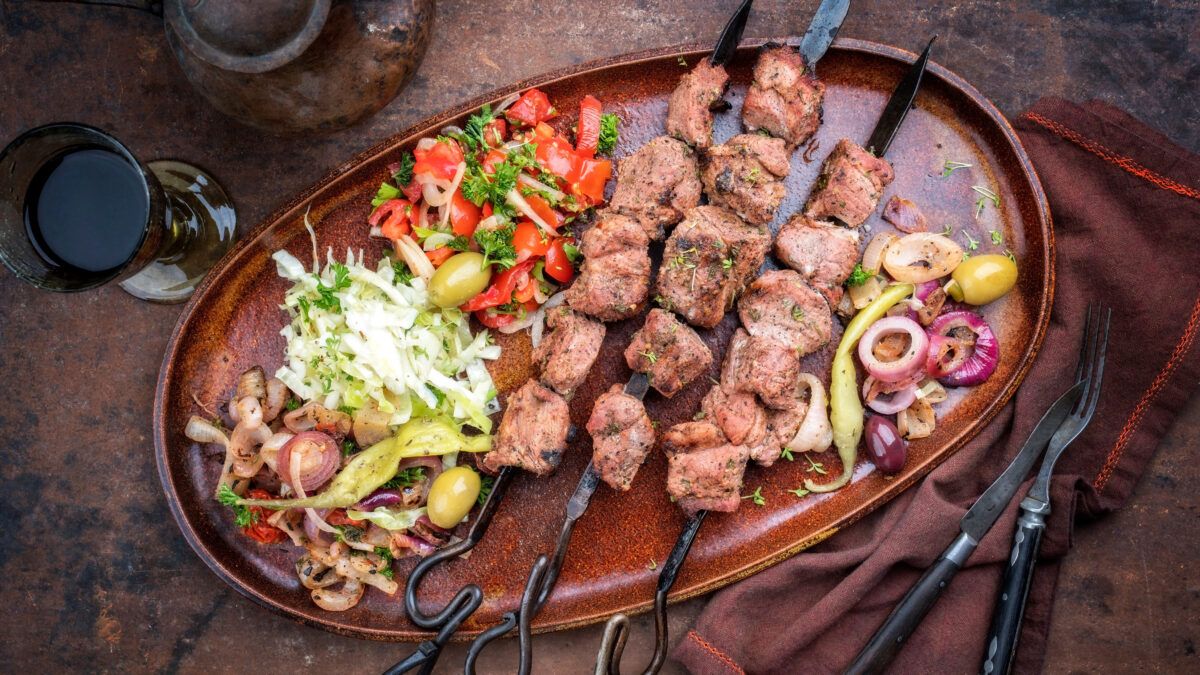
[1,1,1196,673]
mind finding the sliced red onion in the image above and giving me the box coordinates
[416,514,452,536]
[353,489,403,511]
[915,280,940,303]
[277,431,340,492]
[926,311,1000,386]
[926,334,972,378]
[862,377,918,414]
[303,508,334,547]
[858,316,929,383]
[394,534,437,557]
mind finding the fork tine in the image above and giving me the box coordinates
[1074,304,1099,413]
[1079,307,1111,423]
[1073,302,1094,386]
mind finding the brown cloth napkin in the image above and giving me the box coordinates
[674,98,1200,675]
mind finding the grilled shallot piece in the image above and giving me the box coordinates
[666,59,730,148]
[587,384,656,491]
[804,138,896,227]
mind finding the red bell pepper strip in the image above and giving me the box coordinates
[575,95,603,157]
[369,199,413,240]
[512,220,551,259]
[448,189,482,238]
[572,157,611,204]
[544,239,575,283]
[413,139,464,181]
[459,259,535,312]
[241,489,289,544]
[425,247,456,267]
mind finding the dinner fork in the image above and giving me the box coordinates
[980,303,1110,675]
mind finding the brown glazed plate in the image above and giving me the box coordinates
[154,38,1052,640]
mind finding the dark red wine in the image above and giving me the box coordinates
[24,147,149,273]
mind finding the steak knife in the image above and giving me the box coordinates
[844,380,1086,675]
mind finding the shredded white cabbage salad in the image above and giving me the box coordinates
[271,247,502,433]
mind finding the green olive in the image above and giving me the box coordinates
[426,466,482,528]
[946,254,1018,305]
[428,252,492,308]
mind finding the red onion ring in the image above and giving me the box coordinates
[858,316,929,383]
[353,489,403,511]
[862,377,918,414]
[394,534,437,557]
[277,431,340,492]
[926,311,999,386]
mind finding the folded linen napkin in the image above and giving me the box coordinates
[674,98,1200,675]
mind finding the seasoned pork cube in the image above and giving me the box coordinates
[609,136,703,241]
[742,44,826,149]
[701,133,791,225]
[624,309,713,398]
[738,270,833,357]
[804,138,895,227]
[663,421,750,516]
[773,214,860,308]
[721,327,801,410]
[702,383,785,467]
[533,307,606,399]
[666,60,730,148]
[586,384,656,492]
[565,211,651,321]
[655,206,769,328]
[483,380,570,476]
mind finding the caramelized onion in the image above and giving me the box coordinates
[278,431,340,492]
[882,196,928,233]
[862,231,898,274]
[926,311,999,386]
[883,233,963,283]
[858,316,928,383]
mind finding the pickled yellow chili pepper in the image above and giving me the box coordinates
[238,417,491,509]
[807,283,914,493]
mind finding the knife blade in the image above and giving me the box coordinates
[958,380,1085,542]
[798,0,851,67]
[864,36,936,157]
[845,380,1085,675]
[709,0,754,67]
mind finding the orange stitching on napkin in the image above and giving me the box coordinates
[1095,296,1200,493]
[687,631,746,675]
[1020,112,1200,201]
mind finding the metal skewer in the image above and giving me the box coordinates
[465,373,651,675]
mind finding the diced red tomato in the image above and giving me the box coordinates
[241,489,288,545]
[513,220,551,259]
[425,247,456,267]
[523,194,558,231]
[482,149,507,175]
[460,260,535,312]
[534,122,556,140]
[326,509,366,528]
[449,189,482,238]
[572,157,611,204]
[369,199,413,240]
[506,89,556,126]
[413,139,464,181]
[475,309,515,328]
[535,136,579,181]
[483,117,507,148]
[544,239,575,283]
[575,95,603,157]
[482,203,493,219]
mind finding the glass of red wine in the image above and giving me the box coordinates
[0,123,236,302]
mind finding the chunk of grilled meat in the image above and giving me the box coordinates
[663,421,750,516]
[701,379,801,468]
[742,44,826,149]
[655,206,771,328]
[565,211,651,321]
[609,136,703,241]
[586,384,656,492]
[701,133,791,225]
[483,379,570,476]
[721,327,801,410]
[804,138,895,227]
[666,60,730,149]
[773,214,860,309]
[533,307,606,399]
[624,309,713,398]
[738,269,833,357]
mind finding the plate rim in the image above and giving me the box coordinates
[154,36,1054,641]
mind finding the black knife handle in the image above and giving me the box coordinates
[845,532,976,675]
[980,508,1046,675]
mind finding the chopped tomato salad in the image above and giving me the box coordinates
[367,89,620,332]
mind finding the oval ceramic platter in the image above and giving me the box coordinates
[155,38,1052,640]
